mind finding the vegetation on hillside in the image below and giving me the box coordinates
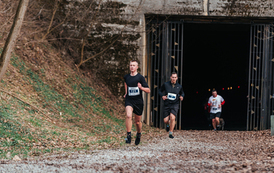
[0,44,125,158]
[0,1,157,159]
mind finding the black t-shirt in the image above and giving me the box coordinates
[124,73,149,104]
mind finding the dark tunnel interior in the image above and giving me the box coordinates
[182,23,250,130]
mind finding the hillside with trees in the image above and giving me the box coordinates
[0,0,155,159]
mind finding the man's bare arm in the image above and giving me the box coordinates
[124,82,127,98]
[138,83,150,93]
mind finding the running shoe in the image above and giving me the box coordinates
[169,134,174,139]
[166,125,170,132]
[125,135,131,144]
[213,128,217,131]
[135,134,141,145]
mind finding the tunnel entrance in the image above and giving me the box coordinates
[145,16,274,131]
[182,23,250,130]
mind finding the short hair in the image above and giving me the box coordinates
[170,72,177,76]
[212,90,217,92]
[130,60,139,65]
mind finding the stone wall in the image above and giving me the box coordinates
[210,0,274,17]
[117,0,274,17]
[112,0,274,74]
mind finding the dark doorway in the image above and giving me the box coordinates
[182,23,250,130]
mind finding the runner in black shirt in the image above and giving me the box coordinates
[124,60,150,145]
[159,72,184,138]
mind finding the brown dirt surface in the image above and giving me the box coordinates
[0,129,273,172]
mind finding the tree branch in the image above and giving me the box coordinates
[77,0,144,68]
[42,0,58,40]
[0,0,30,81]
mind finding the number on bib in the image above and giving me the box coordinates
[167,93,176,100]
[128,87,140,96]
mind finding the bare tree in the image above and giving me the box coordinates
[40,0,142,97]
[0,0,29,80]
[17,0,144,97]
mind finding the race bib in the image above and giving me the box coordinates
[167,93,176,100]
[128,87,140,96]
[213,108,218,111]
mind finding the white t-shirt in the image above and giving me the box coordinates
[208,95,224,113]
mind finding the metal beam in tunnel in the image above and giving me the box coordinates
[146,19,184,130]
[247,24,274,130]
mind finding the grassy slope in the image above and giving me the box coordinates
[0,43,158,159]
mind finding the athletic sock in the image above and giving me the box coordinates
[127,132,131,136]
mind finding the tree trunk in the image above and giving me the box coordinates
[0,0,29,80]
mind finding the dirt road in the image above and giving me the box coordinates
[0,130,273,172]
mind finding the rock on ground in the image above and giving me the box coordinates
[0,130,274,172]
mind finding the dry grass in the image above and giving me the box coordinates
[0,2,160,159]
[0,43,160,159]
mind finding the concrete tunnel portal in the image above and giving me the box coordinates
[145,16,274,131]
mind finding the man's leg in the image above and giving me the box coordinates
[210,113,217,130]
[167,113,176,138]
[135,114,142,133]
[134,114,142,145]
[126,106,133,132]
[215,117,220,129]
[125,106,133,143]
[169,113,176,132]
[212,118,216,130]
[164,116,170,125]
[163,107,170,132]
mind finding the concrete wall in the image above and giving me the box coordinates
[117,0,274,17]
[210,0,274,17]
[111,0,274,124]
[114,0,274,74]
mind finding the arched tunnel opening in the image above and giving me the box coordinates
[182,23,250,130]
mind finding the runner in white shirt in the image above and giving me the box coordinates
[208,90,225,131]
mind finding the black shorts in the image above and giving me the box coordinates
[210,112,221,119]
[125,101,143,116]
[164,103,179,118]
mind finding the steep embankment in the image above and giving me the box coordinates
[0,42,155,159]
[0,0,160,160]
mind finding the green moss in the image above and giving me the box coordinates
[0,52,126,158]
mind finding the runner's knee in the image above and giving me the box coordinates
[125,107,133,119]
[135,119,141,125]
[170,114,176,121]
[126,113,132,119]
[164,117,169,123]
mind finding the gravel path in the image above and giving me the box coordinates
[0,130,274,172]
